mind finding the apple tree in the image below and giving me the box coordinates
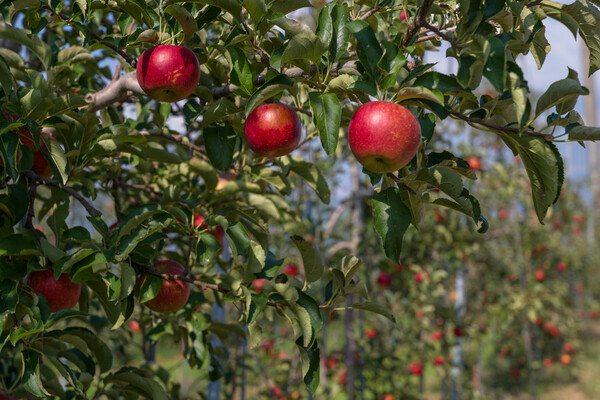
[1,0,600,398]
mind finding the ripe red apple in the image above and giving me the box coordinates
[509,368,520,378]
[325,357,339,369]
[283,263,299,277]
[348,101,421,173]
[244,103,302,158]
[408,361,423,375]
[434,210,445,223]
[143,260,190,313]
[534,269,545,282]
[553,220,562,229]
[271,386,283,398]
[466,156,481,171]
[415,272,424,284]
[431,330,443,341]
[575,282,584,293]
[338,370,347,385]
[382,394,395,400]
[129,320,141,333]
[365,328,377,339]
[453,326,464,338]
[193,212,225,247]
[399,10,408,20]
[591,310,599,319]
[25,269,82,313]
[499,209,508,220]
[564,342,575,353]
[136,45,200,102]
[557,261,567,272]
[432,356,445,366]
[416,308,423,319]
[0,128,57,178]
[573,214,585,224]
[543,358,554,368]
[253,278,268,293]
[377,271,392,288]
[559,354,571,365]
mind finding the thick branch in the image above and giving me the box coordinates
[24,171,102,217]
[450,111,551,139]
[85,71,143,111]
[357,6,380,21]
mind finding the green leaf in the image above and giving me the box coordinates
[282,156,331,204]
[247,293,268,324]
[347,20,382,80]
[372,187,412,263]
[396,86,444,105]
[245,74,294,116]
[309,92,341,155]
[499,133,563,222]
[295,336,320,394]
[54,328,113,372]
[243,0,267,24]
[542,0,600,75]
[0,55,15,99]
[296,288,323,335]
[115,0,153,28]
[227,222,251,257]
[378,41,406,90]
[0,234,40,257]
[164,4,197,42]
[247,240,266,274]
[316,2,334,46]
[204,124,236,171]
[350,301,396,323]
[340,255,363,284]
[483,36,506,92]
[105,369,169,400]
[534,76,588,118]
[139,275,163,303]
[568,125,600,141]
[281,31,327,65]
[291,235,323,283]
[269,0,311,14]
[227,46,254,95]
[329,4,350,62]
[22,349,49,397]
[0,27,51,70]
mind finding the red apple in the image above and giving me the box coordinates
[194,212,225,247]
[415,272,424,284]
[559,354,571,365]
[338,370,347,385]
[325,357,339,369]
[575,282,584,293]
[466,156,481,171]
[432,356,445,365]
[553,220,562,229]
[253,278,268,293]
[399,10,408,20]
[377,271,392,288]
[564,342,575,353]
[591,310,599,319]
[0,128,57,178]
[573,214,585,224]
[382,394,395,400]
[25,269,81,313]
[143,260,190,313]
[498,209,508,220]
[557,261,567,272]
[271,386,283,397]
[348,101,421,173]
[408,361,423,375]
[365,328,377,339]
[431,330,443,341]
[244,103,302,157]
[543,358,554,368]
[416,308,423,319]
[510,368,520,378]
[454,326,464,338]
[129,320,141,333]
[283,263,299,277]
[534,269,545,282]
[136,45,200,102]
[434,210,445,223]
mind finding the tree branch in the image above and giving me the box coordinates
[450,111,552,139]
[402,0,435,47]
[139,130,207,156]
[419,23,464,48]
[24,171,102,217]
[85,71,143,111]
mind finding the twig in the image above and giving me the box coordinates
[357,6,380,21]
[450,111,552,139]
[421,22,465,48]
[417,26,459,44]
[24,171,102,217]
[402,0,435,47]
[26,177,39,240]
[42,6,135,65]
[139,131,207,156]
[387,173,418,195]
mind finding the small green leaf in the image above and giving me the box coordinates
[246,74,294,116]
[139,275,163,303]
[269,0,311,14]
[372,188,412,263]
[227,46,254,95]
[535,76,588,118]
[282,156,331,204]
[295,336,320,394]
[204,124,237,171]
[164,4,197,42]
[291,235,323,283]
[347,20,382,80]
[351,301,396,323]
[309,92,341,155]
[281,31,327,65]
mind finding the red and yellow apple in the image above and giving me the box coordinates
[244,103,302,158]
[283,263,299,277]
[348,101,421,173]
[25,269,81,313]
[136,45,200,102]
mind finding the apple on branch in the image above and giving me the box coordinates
[143,260,191,313]
[137,45,200,102]
[25,269,82,313]
[244,103,302,157]
[348,101,421,173]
